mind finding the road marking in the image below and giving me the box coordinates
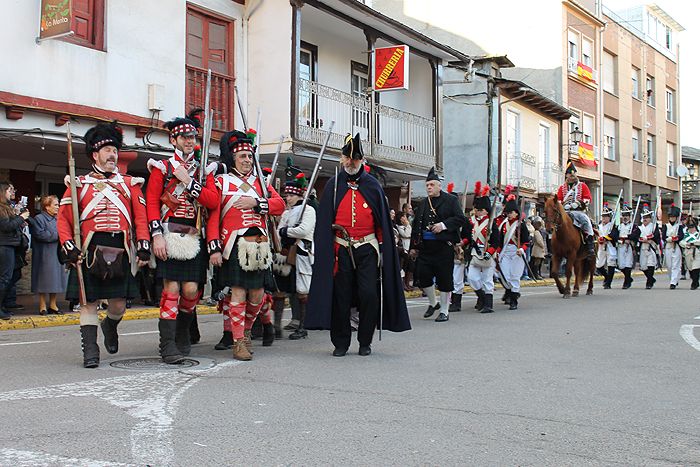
[0,340,50,346]
[0,448,134,466]
[695,315,700,320]
[120,331,159,336]
[680,325,700,352]
[0,359,242,465]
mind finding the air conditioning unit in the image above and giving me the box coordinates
[148,84,165,112]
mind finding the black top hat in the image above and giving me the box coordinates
[503,194,519,214]
[341,133,364,160]
[84,122,123,160]
[668,203,681,217]
[473,181,491,212]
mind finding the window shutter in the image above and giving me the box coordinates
[72,0,94,43]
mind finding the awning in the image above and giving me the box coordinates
[494,77,575,121]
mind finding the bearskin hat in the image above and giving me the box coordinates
[219,130,255,171]
[164,115,199,138]
[84,122,123,160]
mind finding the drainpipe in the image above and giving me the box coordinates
[486,76,496,186]
[596,0,606,220]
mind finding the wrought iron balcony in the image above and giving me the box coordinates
[297,78,435,168]
[506,151,538,192]
[540,162,563,195]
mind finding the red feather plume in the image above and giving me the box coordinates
[474,181,482,197]
[295,173,305,179]
[504,184,514,196]
[506,194,516,202]
[482,185,491,197]
[447,182,455,193]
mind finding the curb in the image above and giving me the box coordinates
[0,269,664,331]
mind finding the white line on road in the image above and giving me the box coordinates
[120,331,159,336]
[679,325,700,352]
[0,340,50,346]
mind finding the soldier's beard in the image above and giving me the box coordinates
[344,164,361,175]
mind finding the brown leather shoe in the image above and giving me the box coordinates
[233,339,252,361]
[243,329,254,354]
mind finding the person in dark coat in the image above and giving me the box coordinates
[28,195,67,315]
[306,133,411,357]
[0,181,30,320]
[409,169,467,322]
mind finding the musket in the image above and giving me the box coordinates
[632,195,643,226]
[295,120,335,226]
[66,121,87,306]
[611,188,624,225]
[234,85,248,130]
[461,180,468,213]
[266,135,285,186]
[199,69,212,185]
[252,110,268,199]
[333,165,338,208]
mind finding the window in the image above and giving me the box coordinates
[632,128,641,161]
[186,7,235,131]
[667,143,676,177]
[351,61,369,139]
[603,51,617,94]
[582,113,594,145]
[646,75,655,107]
[665,25,673,50]
[666,88,676,122]
[581,37,593,67]
[539,123,551,165]
[647,134,656,165]
[603,117,617,161]
[631,67,641,99]
[568,30,579,62]
[506,110,521,157]
[65,0,105,50]
[298,42,319,128]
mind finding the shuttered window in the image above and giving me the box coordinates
[65,0,105,50]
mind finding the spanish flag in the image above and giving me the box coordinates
[577,62,596,83]
[577,142,597,167]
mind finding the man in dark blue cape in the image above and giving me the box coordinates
[305,134,411,356]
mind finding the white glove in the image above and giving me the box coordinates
[564,203,572,211]
[571,201,580,210]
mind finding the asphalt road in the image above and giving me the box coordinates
[1,275,699,466]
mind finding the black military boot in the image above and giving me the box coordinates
[691,270,699,290]
[189,311,201,344]
[215,331,234,350]
[251,316,263,340]
[80,325,100,368]
[0,290,11,320]
[175,312,194,356]
[100,317,121,354]
[622,268,632,289]
[586,235,596,258]
[603,266,615,289]
[448,293,462,312]
[272,297,285,338]
[289,302,308,340]
[474,289,485,311]
[509,292,520,310]
[645,267,656,289]
[423,302,440,318]
[159,319,185,364]
[480,294,494,313]
[501,289,511,305]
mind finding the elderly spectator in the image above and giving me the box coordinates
[28,195,67,315]
[0,182,30,319]
[530,218,546,280]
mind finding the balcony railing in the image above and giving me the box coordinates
[506,151,538,191]
[567,57,598,83]
[540,162,563,195]
[186,66,234,132]
[297,78,435,168]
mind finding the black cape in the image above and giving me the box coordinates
[410,191,466,247]
[305,169,411,332]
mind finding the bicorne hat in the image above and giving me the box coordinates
[341,133,364,160]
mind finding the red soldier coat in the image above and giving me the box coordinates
[206,170,286,259]
[57,171,150,263]
[145,152,219,233]
[556,181,592,209]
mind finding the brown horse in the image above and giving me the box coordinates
[543,196,595,298]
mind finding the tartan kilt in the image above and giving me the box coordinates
[66,258,138,302]
[216,243,270,290]
[156,239,208,283]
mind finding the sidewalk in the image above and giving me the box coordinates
[0,270,657,331]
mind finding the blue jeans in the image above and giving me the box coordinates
[0,246,16,298]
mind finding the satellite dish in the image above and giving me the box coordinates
[676,165,689,177]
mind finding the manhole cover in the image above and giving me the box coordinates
[110,357,201,371]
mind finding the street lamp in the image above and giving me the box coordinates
[570,126,583,146]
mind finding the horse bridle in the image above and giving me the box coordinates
[544,204,563,233]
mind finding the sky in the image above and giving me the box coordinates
[604,0,699,149]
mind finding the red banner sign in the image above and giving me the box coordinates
[39,0,73,42]
[373,45,409,91]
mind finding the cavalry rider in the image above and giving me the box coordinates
[680,216,700,290]
[207,129,285,361]
[466,182,500,314]
[617,201,638,289]
[635,204,661,289]
[597,202,619,289]
[145,114,219,364]
[496,190,530,310]
[306,133,410,357]
[556,160,595,257]
[58,122,150,368]
[410,169,466,323]
[276,161,316,340]
[662,203,684,289]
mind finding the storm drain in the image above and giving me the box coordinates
[109,357,217,371]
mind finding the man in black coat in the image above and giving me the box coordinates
[305,134,410,357]
[409,168,467,322]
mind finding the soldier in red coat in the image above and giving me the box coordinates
[57,122,151,368]
[207,130,286,361]
[145,115,219,363]
[556,160,595,257]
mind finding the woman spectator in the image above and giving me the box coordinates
[0,182,30,319]
[530,218,546,280]
[397,211,415,291]
[28,195,67,315]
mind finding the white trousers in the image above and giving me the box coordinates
[596,243,617,268]
[617,242,634,269]
[665,245,682,285]
[499,244,524,293]
[296,253,313,295]
[453,263,466,294]
[468,262,495,294]
[639,244,657,269]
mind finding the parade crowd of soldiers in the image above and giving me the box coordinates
[42,115,700,368]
